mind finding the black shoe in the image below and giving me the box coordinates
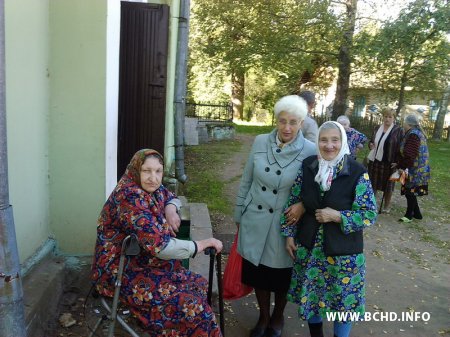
[413,213,423,219]
[308,322,324,337]
[249,326,267,337]
[265,326,282,337]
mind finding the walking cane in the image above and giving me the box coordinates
[205,248,225,336]
[379,189,385,214]
[216,252,225,336]
[379,168,394,214]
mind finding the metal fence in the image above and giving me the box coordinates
[315,114,448,140]
[185,102,233,122]
[316,114,383,138]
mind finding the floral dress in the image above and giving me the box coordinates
[91,174,221,337]
[346,128,368,159]
[281,163,377,320]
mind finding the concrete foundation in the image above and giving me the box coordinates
[23,255,65,335]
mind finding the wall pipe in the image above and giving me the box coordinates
[0,0,27,336]
[173,0,190,184]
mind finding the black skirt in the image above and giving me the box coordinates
[242,258,292,293]
[368,159,395,192]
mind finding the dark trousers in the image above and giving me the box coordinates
[405,191,422,219]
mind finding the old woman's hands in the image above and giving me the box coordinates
[284,202,305,226]
[315,207,342,224]
[196,238,224,254]
[165,204,181,236]
[286,237,297,260]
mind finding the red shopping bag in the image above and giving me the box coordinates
[223,232,253,300]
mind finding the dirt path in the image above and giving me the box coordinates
[215,133,450,337]
[212,133,255,251]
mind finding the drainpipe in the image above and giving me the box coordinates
[0,0,27,336]
[173,0,190,184]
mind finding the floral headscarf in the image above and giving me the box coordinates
[124,149,163,187]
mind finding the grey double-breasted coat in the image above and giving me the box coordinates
[234,129,316,268]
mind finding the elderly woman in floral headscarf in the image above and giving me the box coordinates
[91,149,223,337]
[281,122,377,337]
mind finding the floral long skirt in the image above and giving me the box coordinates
[287,227,366,320]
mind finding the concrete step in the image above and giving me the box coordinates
[187,202,220,309]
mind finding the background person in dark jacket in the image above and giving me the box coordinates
[299,90,319,143]
[281,121,377,337]
[367,108,403,213]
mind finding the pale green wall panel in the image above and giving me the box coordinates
[49,0,107,254]
[5,0,51,262]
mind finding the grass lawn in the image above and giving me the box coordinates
[234,124,274,135]
[180,138,241,214]
[425,140,450,211]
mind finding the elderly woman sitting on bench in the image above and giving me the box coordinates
[91,149,223,337]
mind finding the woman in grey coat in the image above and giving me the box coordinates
[234,95,316,337]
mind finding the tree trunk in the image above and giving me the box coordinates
[332,0,357,120]
[432,84,450,141]
[231,70,245,120]
[396,68,409,116]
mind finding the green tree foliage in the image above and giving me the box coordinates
[189,0,449,125]
[357,0,450,114]
[189,0,341,119]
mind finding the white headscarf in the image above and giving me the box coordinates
[314,121,350,191]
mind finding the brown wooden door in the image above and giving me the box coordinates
[117,2,169,178]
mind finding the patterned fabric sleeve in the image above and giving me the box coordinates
[340,172,377,234]
[399,134,420,169]
[354,129,368,146]
[120,187,173,255]
[280,167,303,237]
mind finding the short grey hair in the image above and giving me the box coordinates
[404,113,420,127]
[336,115,350,126]
[274,95,308,121]
[298,90,316,106]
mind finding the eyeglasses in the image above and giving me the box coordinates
[278,118,300,126]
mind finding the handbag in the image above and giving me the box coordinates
[389,169,408,185]
[222,231,253,300]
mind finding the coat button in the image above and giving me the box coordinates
[258,205,262,210]
[265,167,270,172]
[276,148,281,153]
[262,186,266,191]
[269,208,274,213]
[276,170,281,175]
[273,190,277,194]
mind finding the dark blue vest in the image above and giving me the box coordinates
[297,155,366,256]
